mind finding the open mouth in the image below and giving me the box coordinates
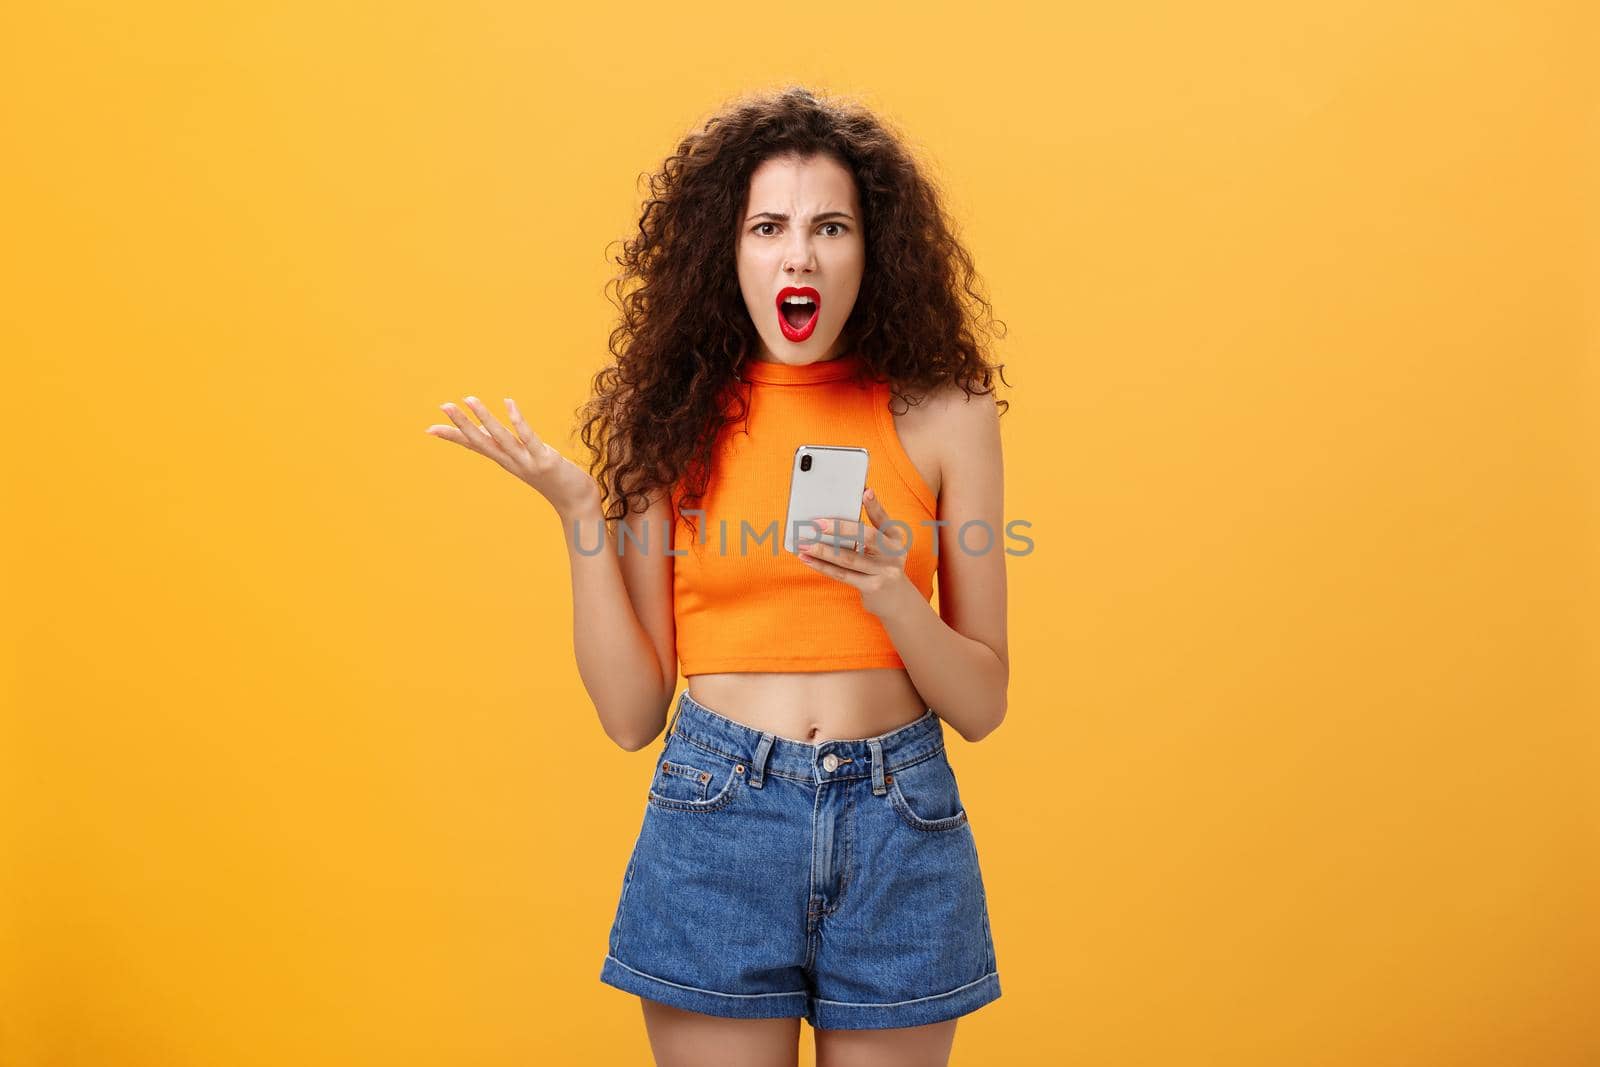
[776,286,821,342]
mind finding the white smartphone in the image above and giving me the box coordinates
[783,445,869,554]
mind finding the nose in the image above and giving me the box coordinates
[782,234,817,273]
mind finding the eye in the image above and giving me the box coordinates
[751,222,850,237]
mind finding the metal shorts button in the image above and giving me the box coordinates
[821,753,839,772]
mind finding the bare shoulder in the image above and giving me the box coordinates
[923,380,1001,429]
[921,382,1003,491]
[883,380,1001,507]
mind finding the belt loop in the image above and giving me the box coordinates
[666,691,684,737]
[749,732,776,788]
[868,738,887,795]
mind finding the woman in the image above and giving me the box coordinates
[426,86,1010,1066]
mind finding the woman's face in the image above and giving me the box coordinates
[736,153,865,365]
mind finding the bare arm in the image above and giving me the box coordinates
[563,490,678,751]
[426,395,677,751]
[878,388,1008,742]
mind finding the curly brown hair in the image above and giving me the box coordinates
[576,85,1009,542]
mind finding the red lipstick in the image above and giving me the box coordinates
[776,285,821,342]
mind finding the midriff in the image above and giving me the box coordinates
[687,669,931,742]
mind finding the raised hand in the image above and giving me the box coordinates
[425,396,599,519]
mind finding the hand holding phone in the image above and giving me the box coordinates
[783,445,869,554]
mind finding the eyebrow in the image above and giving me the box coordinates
[746,211,856,223]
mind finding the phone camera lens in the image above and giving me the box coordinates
[800,453,812,472]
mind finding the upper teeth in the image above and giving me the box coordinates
[784,295,816,305]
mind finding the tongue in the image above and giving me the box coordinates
[781,303,815,329]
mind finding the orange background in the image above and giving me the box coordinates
[3,2,1596,1064]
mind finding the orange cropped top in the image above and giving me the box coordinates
[671,352,939,674]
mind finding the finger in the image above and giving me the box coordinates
[818,515,877,556]
[503,398,545,452]
[439,401,503,455]
[461,396,525,456]
[856,517,881,556]
[424,424,468,444]
[802,538,871,574]
[798,545,864,586]
[862,487,901,544]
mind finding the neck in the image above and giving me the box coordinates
[738,350,862,386]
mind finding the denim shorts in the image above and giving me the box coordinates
[599,688,1001,1030]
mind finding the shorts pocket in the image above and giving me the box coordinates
[653,757,712,803]
[887,749,970,832]
[647,734,746,813]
